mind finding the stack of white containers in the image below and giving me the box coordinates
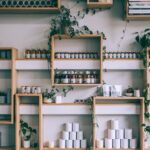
[97,120,137,149]
[59,122,87,149]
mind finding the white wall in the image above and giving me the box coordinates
[0,0,149,147]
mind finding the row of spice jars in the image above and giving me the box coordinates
[55,70,100,84]
[55,52,99,59]
[20,86,42,94]
[0,50,11,59]
[25,49,51,59]
[103,52,142,59]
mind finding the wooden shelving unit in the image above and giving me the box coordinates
[0,47,17,124]
[125,0,150,21]
[87,0,113,8]
[51,34,103,87]
[92,96,145,150]
[0,0,60,14]
[15,94,43,150]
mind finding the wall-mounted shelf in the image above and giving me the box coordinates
[87,0,113,8]
[43,148,86,150]
[0,47,17,124]
[92,96,145,150]
[51,34,103,87]
[125,0,150,21]
[15,94,43,150]
[0,0,60,14]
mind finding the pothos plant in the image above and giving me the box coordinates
[20,119,37,142]
[134,28,150,67]
[49,5,106,49]
[44,86,74,100]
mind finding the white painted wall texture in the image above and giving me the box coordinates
[0,0,149,147]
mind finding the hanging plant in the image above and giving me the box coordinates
[48,5,106,49]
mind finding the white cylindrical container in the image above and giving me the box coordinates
[103,84,110,97]
[73,123,79,132]
[77,131,83,140]
[23,140,30,148]
[37,87,41,94]
[26,86,31,94]
[55,95,62,103]
[31,86,35,93]
[121,139,128,149]
[81,140,87,148]
[113,139,121,149]
[49,141,55,148]
[65,123,72,132]
[62,131,69,140]
[116,129,124,139]
[59,139,65,149]
[105,139,112,149]
[111,120,119,129]
[134,89,140,97]
[97,139,104,148]
[115,85,122,96]
[129,139,137,148]
[21,86,26,93]
[66,140,73,148]
[108,129,116,139]
[125,129,132,139]
[70,132,76,140]
[73,140,80,148]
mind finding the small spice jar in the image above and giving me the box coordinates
[64,52,69,59]
[77,75,83,84]
[41,49,47,59]
[116,52,121,58]
[112,52,117,59]
[60,52,65,59]
[129,52,133,59]
[55,52,60,59]
[108,52,112,59]
[25,50,31,59]
[82,53,86,59]
[79,53,83,59]
[31,50,36,59]
[62,74,69,84]
[132,52,136,59]
[124,52,129,59]
[26,86,31,94]
[70,75,76,84]
[21,86,26,93]
[120,52,125,59]
[36,50,41,59]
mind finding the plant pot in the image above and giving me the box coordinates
[43,97,53,104]
[23,140,30,148]
[55,95,62,103]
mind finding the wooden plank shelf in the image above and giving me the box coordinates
[87,0,113,8]
[125,0,150,21]
[43,148,86,150]
[0,147,15,150]
[53,84,101,87]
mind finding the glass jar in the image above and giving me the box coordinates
[62,75,69,84]
[77,75,83,84]
[132,52,136,59]
[36,50,41,59]
[84,74,91,84]
[129,52,133,59]
[112,52,117,59]
[25,50,31,59]
[41,50,47,59]
[116,52,121,58]
[125,52,129,59]
[31,50,36,59]
[70,75,76,84]
[120,52,125,59]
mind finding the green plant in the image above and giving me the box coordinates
[134,29,150,48]
[49,5,106,49]
[44,86,74,100]
[20,119,37,141]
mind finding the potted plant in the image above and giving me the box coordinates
[20,119,37,148]
[43,86,74,104]
[125,87,134,97]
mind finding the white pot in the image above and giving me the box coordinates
[23,140,30,148]
[55,95,62,103]
[44,97,53,104]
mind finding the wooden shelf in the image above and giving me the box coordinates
[125,0,150,21]
[87,0,113,8]
[0,147,14,150]
[43,103,87,106]
[104,58,141,60]
[54,58,99,61]
[96,149,139,150]
[43,148,86,150]
[0,7,59,14]
[53,84,101,87]
[51,34,103,86]
[94,96,144,100]
[16,93,42,97]
[0,0,60,14]
[20,148,38,150]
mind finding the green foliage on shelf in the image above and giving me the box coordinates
[134,29,150,48]
[20,119,37,141]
